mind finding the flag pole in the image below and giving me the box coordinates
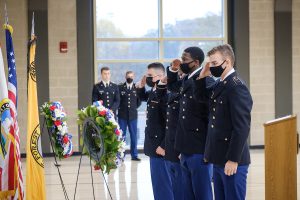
[31,12,35,37]
[4,2,8,25]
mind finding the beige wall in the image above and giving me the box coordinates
[48,0,79,151]
[0,0,28,153]
[293,0,300,130]
[249,0,275,145]
[0,0,79,154]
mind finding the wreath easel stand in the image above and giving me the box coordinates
[41,118,70,200]
[73,117,113,200]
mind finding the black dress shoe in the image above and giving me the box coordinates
[131,157,141,161]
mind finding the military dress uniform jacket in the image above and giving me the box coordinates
[118,83,142,121]
[92,81,120,114]
[167,67,213,155]
[165,91,181,162]
[194,72,253,166]
[137,85,168,157]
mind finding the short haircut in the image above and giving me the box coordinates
[101,66,110,73]
[126,71,134,76]
[184,47,205,65]
[207,44,235,64]
[147,62,165,74]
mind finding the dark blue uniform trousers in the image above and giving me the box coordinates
[150,157,173,200]
[213,165,249,200]
[165,160,184,200]
[180,154,213,200]
[118,118,138,158]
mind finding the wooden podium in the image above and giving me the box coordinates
[264,115,299,200]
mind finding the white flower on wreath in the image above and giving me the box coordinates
[54,109,62,117]
[120,152,125,158]
[61,126,68,134]
[57,125,63,131]
[118,141,126,152]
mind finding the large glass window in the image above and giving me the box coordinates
[95,0,227,148]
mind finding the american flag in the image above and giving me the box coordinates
[2,24,24,200]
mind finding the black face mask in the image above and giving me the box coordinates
[180,60,194,74]
[126,78,133,84]
[210,60,226,77]
[146,77,159,87]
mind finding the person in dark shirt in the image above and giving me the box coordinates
[194,44,253,200]
[166,47,214,200]
[118,71,142,161]
[136,62,173,200]
[92,66,120,115]
[158,69,185,200]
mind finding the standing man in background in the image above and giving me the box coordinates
[195,44,253,200]
[92,66,120,115]
[118,71,142,161]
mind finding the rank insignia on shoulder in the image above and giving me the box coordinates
[232,76,242,85]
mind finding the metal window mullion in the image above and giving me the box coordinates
[96,38,159,42]
[96,37,226,42]
[93,0,98,83]
[159,0,164,63]
[224,0,228,43]
[96,59,162,63]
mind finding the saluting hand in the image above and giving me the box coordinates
[156,146,165,156]
[199,60,211,79]
[161,76,168,84]
[224,160,238,176]
[171,59,181,71]
[136,75,146,88]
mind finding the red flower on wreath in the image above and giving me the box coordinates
[63,135,69,144]
[54,120,62,126]
[99,110,106,116]
[94,165,101,170]
[115,129,121,136]
[50,105,56,111]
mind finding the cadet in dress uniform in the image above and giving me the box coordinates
[194,44,253,200]
[167,47,214,200]
[136,62,173,200]
[92,67,120,115]
[158,72,185,200]
[118,71,142,161]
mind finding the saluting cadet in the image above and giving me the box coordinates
[136,62,173,200]
[118,71,142,161]
[194,44,253,200]
[92,67,120,115]
[159,70,185,200]
[167,47,214,200]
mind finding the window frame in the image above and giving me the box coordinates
[93,0,227,82]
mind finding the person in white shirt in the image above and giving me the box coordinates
[92,66,120,115]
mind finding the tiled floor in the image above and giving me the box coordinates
[21,150,300,200]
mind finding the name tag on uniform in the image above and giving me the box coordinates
[150,100,159,104]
